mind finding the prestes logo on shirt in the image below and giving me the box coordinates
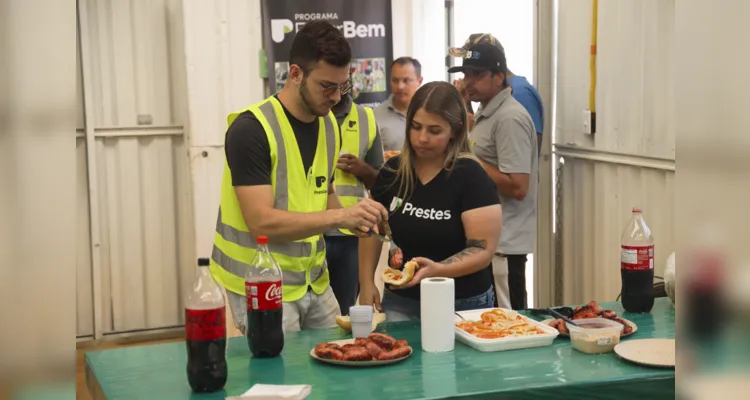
[401,202,451,220]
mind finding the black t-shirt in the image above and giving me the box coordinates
[371,156,500,300]
[225,95,335,186]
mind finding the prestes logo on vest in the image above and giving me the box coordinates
[348,120,356,129]
[402,201,452,221]
[314,176,328,195]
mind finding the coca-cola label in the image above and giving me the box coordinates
[246,280,283,311]
[185,307,226,341]
[621,245,654,271]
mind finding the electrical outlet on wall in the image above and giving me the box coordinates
[582,109,592,135]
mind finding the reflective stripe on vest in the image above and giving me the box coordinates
[334,104,377,235]
[209,97,338,301]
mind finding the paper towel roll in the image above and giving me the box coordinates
[420,277,455,353]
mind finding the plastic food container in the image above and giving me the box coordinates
[566,318,623,354]
[454,308,559,352]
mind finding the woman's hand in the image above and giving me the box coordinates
[390,257,444,290]
[358,282,382,311]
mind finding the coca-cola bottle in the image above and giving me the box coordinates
[185,257,227,392]
[245,236,284,357]
[620,207,655,313]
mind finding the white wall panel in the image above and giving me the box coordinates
[179,0,265,258]
[94,135,191,332]
[77,138,94,337]
[391,0,446,84]
[82,0,173,127]
[556,0,674,159]
[554,0,676,303]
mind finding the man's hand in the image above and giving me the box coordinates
[337,154,370,177]
[336,198,388,237]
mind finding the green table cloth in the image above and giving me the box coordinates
[86,299,675,399]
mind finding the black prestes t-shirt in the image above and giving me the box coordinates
[371,156,500,300]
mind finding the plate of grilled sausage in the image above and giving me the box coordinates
[540,300,638,338]
[310,332,413,367]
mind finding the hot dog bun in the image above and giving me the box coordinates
[381,260,419,286]
[335,312,387,332]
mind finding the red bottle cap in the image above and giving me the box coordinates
[257,236,269,245]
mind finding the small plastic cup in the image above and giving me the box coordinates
[566,318,623,354]
[349,306,374,338]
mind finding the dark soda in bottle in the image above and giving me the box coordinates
[185,257,227,392]
[245,236,284,357]
[620,207,655,313]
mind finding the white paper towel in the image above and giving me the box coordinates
[420,277,455,352]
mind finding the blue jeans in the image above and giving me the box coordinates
[381,285,496,322]
[324,235,359,315]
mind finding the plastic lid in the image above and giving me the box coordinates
[257,236,269,245]
[197,258,210,266]
[349,305,373,322]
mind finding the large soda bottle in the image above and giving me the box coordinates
[620,207,655,313]
[245,236,284,357]
[185,258,227,392]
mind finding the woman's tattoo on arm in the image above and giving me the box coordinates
[440,239,488,265]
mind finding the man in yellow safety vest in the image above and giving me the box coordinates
[325,91,384,315]
[210,21,388,333]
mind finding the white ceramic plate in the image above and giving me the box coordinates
[540,317,638,338]
[309,338,412,367]
[614,338,675,368]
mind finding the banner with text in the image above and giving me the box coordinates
[261,0,393,107]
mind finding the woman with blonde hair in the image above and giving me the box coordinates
[358,81,503,321]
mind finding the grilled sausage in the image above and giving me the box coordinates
[377,346,411,361]
[354,337,371,347]
[601,310,617,320]
[393,339,409,349]
[315,343,341,351]
[365,341,383,358]
[315,347,344,360]
[342,348,372,361]
[557,320,569,334]
[368,333,396,350]
[613,317,633,334]
[340,344,361,353]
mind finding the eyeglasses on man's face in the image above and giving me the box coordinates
[318,78,352,96]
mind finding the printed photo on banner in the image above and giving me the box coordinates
[350,58,387,100]
[274,62,290,93]
[261,0,393,106]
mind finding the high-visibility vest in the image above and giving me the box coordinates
[209,96,339,302]
[333,103,377,235]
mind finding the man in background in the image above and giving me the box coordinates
[373,57,423,152]
[452,33,544,154]
[448,40,538,311]
[325,86,384,315]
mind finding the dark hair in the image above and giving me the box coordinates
[289,21,351,71]
[391,57,422,78]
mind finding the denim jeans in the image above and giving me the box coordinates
[324,235,359,315]
[381,285,496,322]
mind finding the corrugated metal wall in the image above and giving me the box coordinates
[77,0,194,337]
[554,0,675,304]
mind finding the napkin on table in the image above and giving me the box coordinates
[226,384,311,400]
